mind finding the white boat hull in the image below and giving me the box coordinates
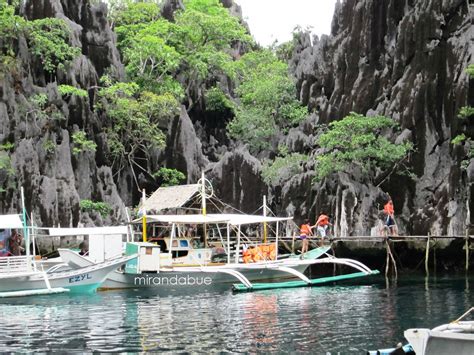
[0,255,135,293]
[59,249,309,290]
[102,264,309,290]
[405,325,474,355]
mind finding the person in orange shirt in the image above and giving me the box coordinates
[299,219,313,255]
[315,213,331,240]
[383,199,398,236]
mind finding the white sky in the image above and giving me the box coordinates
[234,0,337,47]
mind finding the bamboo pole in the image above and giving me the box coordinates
[425,233,430,275]
[466,230,470,272]
[263,196,268,243]
[141,189,147,242]
[201,171,207,248]
[387,241,398,279]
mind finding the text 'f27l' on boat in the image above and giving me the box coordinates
[54,174,379,293]
[0,188,137,298]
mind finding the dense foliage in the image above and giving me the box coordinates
[261,145,308,185]
[79,199,113,217]
[228,50,307,151]
[153,167,186,186]
[58,85,88,98]
[315,112,413,181]
[71,131,97,156]
[0,1,79,74]
[98,79,177,173]
[451,66,474,170]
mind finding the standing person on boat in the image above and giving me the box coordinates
[383,199,398,236]
[299,219,313,256]
[315,213,331,241]
[8,230,23,256]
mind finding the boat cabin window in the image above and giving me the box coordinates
[172,250,189,258]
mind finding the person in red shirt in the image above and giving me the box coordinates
[383,199,398,236]
[299,219,313,255]
[315,213,331,241]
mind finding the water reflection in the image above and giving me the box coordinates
[0,275,472,353]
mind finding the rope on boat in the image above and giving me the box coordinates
[451,307,474,324]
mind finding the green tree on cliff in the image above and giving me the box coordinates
[114,0,251,103]
[451,65,474,169]
[228,50,307,151]
[315,112,413,182]
[97,78,179,185]
[0,1,80,74]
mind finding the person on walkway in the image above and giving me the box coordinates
[383,199,398,236]
[299,219,313,256]
[315,213,331,241]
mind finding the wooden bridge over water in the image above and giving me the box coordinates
[279,234,474,277]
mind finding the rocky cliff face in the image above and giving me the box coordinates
[0,0,127,226]
[287,0,473,236]
[0,0,472,238]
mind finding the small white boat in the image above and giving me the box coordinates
[0,254,137,294]
[404,307,474,355]
[0,206,137,297]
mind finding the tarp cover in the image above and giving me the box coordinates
[141,184,200,212]
[0,214,23,229]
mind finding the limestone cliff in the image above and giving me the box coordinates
[286,0,473,236]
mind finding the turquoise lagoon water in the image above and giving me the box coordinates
[0,274,472,353]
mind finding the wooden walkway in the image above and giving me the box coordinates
[278,234,473,277]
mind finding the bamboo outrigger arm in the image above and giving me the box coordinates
[284,257,373,274]
[175,266,254,289]
[268,265,311,284]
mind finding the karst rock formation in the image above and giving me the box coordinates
[0,0,472,237]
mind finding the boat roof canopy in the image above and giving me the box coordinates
[136,213,292,226]
[209,214,292,226]
[140,214,229,225]
[48,226,129,236]
[0,214,23,229]
[140,184,200,212]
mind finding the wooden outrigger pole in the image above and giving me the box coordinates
[263,195,268,243]
[20,187,30,270]
[142,189,147,242]
[201,171,207,248]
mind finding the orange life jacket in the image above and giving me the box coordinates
[300,224,312,235]
[384,201,394,216]
[316,214,329,226]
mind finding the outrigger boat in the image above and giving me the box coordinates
[0,214,136,297]
[52,175,379,292]
[0,188,137,297]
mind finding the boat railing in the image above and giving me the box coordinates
[0,256,35,274]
